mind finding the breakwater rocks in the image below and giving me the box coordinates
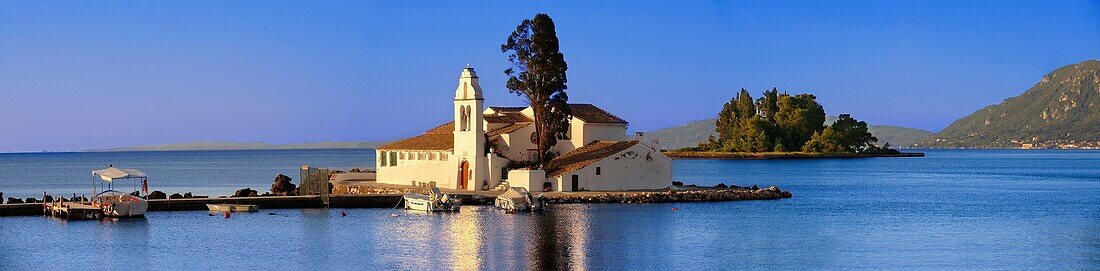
[542,186,792,204]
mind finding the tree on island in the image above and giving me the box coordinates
[501,13,571,168]
[703,88,825,152]
[803,114,897,154]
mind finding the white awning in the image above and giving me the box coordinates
[93,167,147,182]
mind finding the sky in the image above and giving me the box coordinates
[0,1,1098,152]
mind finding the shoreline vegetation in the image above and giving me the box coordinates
[663,151,924,159]
[670,88,911,158]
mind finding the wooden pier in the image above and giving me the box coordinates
[44,201,102,220]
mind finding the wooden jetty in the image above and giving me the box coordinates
[45,201,102,220]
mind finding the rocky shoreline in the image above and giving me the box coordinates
[541,186,792,204]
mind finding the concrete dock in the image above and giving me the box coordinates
[0,194,496,216]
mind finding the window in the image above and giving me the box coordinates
[596,167,601,175]
[390,152,397,166]
[530,132,537,144]
[441,153,448,161]
[380,152,387,167]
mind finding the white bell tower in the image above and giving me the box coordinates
[453,66,487,190]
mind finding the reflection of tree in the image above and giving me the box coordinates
[532,211,566,270]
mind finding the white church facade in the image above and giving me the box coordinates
[374,67,672,192]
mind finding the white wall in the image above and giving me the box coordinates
[551,143,672,191]
[508,169,548,192]
[492,124,536,162]
[375,150,457,189]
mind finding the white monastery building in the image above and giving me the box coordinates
[375,67,672,192]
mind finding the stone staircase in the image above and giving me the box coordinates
[493,181,510,191]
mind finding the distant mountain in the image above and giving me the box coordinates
[916,60,1100,148]
[646,116,933,150]
[88,141,386,152]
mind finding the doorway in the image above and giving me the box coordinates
[458,160,469,190]
[571,175,579,192]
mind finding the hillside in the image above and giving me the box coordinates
[646,116,933,150]
[88,141,386,152]
[917,60,1100,148]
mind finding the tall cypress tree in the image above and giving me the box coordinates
[502,13,571,168]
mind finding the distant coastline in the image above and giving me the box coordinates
[84,141,390,152]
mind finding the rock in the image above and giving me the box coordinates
[25,197,38,203]
[350,168,361,173]
[715,183,727,188]
[767,186,780,192]
[169,193,183,199]
[7,197,23,204]
[43,195,54,202]
[672,181,684,186]
[183,192,193,198]
[751,184,759,190]
[147,191,167,200]
[271,174,297,196]
[234,187,258,197]
[0,192,3,203]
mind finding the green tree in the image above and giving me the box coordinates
[803,114,885,154]
[501,13,570,168]
[774,93,826,151]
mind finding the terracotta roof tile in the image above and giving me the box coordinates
[377,122,455,150]
[483,112,532,123]
[545,140,640,176]
[487,122,530,137]
[569,104,628,124]
[487,106,526,113]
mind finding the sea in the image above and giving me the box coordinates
[0,149,1097,270]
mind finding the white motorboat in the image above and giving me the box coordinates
[207,204,259,212]
[91,166,151,218]
[403,187,460,212]
[94,190,148,217]
[495,187,548,212]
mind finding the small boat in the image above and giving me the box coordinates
[207,204,259,212]
[94,190,148,217]
[403,187,460,212]
[495,187,548,212]
[91,166,152,218]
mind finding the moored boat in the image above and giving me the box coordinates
[207,204,259,212]
[91,166,151,218]
[403,187,460,212]
[495,187,547,212]
[94,190,148,217]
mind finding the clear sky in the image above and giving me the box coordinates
[1,1,1098,152]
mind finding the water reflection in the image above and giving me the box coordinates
[449,208,482,271]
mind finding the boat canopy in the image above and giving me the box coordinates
[92,167,147,182]
[500,187,531,201]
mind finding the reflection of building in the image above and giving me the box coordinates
[375,67,672,192]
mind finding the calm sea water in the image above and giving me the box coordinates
[0,149,1097,270]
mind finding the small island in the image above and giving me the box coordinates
[667,88,923,159]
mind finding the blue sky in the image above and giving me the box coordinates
[0,1,1097,152]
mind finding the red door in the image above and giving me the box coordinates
[458,161,469,189]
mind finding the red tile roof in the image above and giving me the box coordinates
[569,104,628,124]
[487,122,530,137]
[377,122,455,150]
[545,140,640,177]
[483,112,532,123]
